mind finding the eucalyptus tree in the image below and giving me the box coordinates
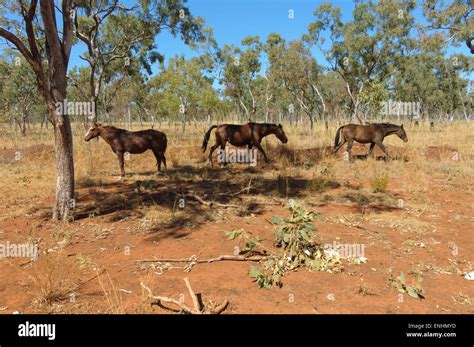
[221,36,263,121]
[392,38,472,119]
[72,0,206,121]
[303,0,417,123]
[264,33,326,129]
[0,51,45,134]
[146,55,219,131]
[421,0,473,54]
[0,0,77,220]
[261,33,296,124]
[0,0,205,221]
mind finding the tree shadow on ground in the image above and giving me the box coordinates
[72,164,342,233]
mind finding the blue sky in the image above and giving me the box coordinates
[3,0,469,75]
[69,0,357,72]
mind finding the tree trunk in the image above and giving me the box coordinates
[51,106,75,221]
[182,112,186,133]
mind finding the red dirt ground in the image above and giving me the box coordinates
[0,144,472,314]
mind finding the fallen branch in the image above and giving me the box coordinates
[217,179,253,197]
[185,193,240,209]
[133,254,266,265]
[141,277,229,314]
[184,277,201,312]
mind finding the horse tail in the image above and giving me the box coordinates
[150,131,167,154]
[202,125,218,152]
[334,125,344,148]
[162,132,168,153]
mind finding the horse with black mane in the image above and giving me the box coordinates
[333,123,408,160]
[202,122,288,165]
[84,122,167,177]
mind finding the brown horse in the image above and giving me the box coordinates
[84,122,167,177]
[333,123,408,160]
[202,122,288,164]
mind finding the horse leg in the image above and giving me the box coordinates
[220,143,229,166]
[117,151,125,177]
[160,152,167,170]
[208,143,220,166]
[254,141,270,163]
[367,143,375,158]
[152,149,162,172]
[346,140,354,162]
[376,141,391,159]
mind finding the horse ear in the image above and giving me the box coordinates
[278,123,282,128]
[93,121,98,128]
[401,124,404,128]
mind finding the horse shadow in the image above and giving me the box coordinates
[72,162,342,236]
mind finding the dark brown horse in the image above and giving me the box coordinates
[202,122,288,164]
[333,123,408,160]
[84,122,167,177]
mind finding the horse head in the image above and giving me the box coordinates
[397,124,408,142]
[275,124,288,144]
[84,121,102,141]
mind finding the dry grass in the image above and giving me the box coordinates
[0,120,471,225]
[1,120,472,233]
[97,269,125,314]
[29,251,81,307]
[0,120,473,313]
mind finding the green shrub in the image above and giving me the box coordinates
[370,175,389,193]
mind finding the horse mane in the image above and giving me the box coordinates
[248,122,278,129]
[374,122,400,128]
[102,125,127,133]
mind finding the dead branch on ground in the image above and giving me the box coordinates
[133,254,266,272]
[141,277,229,314]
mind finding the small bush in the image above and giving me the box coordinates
[307,176,328,192]
[30,252,80,307]
[370,175,389,193]
[247,203,343,288]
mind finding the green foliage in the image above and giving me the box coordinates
[370,175,389,193]
[249,258,287,288]
[146,55,221,124]
[0,51,46,126]
[359,80,389,117]
[272,204,321,253]
[390,271,425,299]
[224,229,260,253]
[422,0,472,47]
[1,0,472,127]
[304,1,418,120]
[246,203,343,289]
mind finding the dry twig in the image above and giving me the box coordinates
[141,277,229,314]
